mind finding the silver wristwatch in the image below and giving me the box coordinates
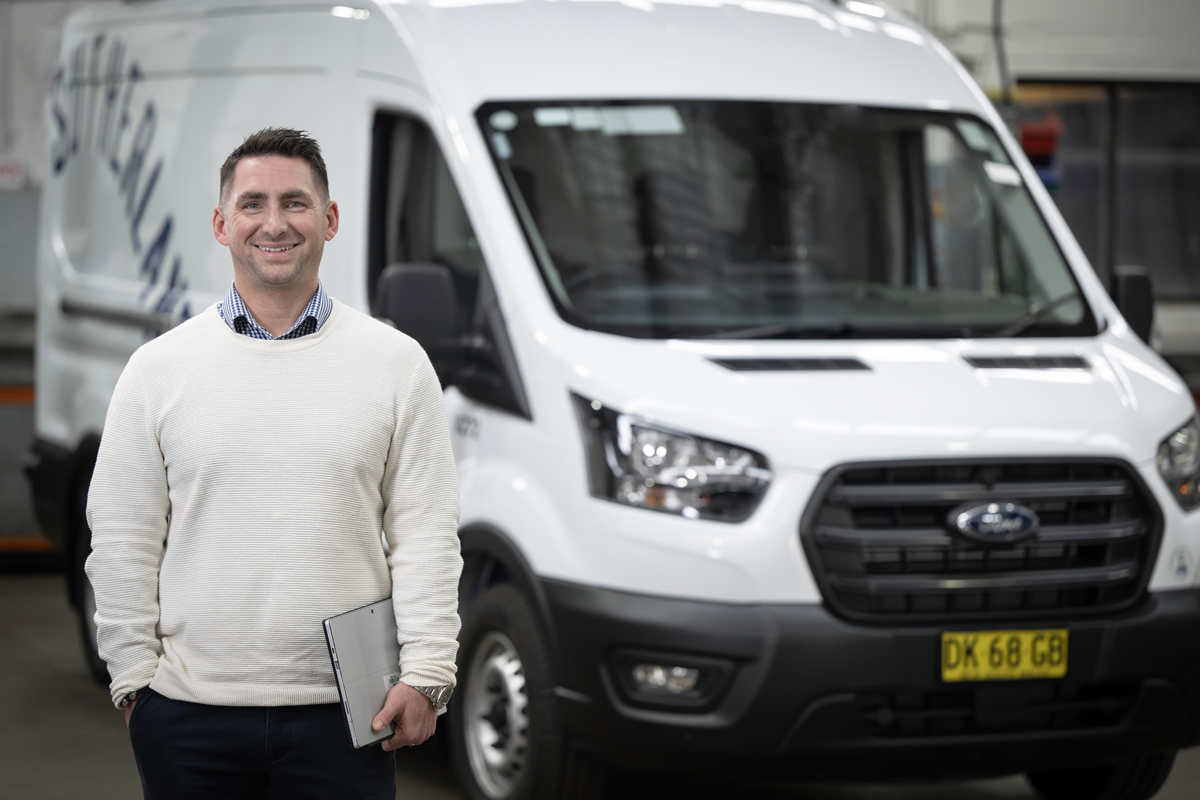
[411,684,453,711]
[117,688,145,708]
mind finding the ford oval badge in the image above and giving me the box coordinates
[949,502,1039,545]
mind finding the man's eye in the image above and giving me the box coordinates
[244,203,261,210]
[288,201,304,208]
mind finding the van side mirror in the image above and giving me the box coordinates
[1112,265,1154,344]
[375,263,462,384]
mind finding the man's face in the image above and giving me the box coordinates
[212,155,339,290]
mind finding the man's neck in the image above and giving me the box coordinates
[233,278,319,338]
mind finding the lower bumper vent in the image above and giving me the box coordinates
[858,683,1138,739]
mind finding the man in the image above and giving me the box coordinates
[86,128,462,799]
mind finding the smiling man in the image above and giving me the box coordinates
[84,128,463,799]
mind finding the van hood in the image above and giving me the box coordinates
[561,332,1192,473]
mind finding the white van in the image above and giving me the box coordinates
[26,1,1200,798]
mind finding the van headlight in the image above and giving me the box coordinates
[1158,416,1200,510]
[572,393,771,522]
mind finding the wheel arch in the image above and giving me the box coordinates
[458,522,562,672]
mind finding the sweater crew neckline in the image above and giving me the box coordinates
[205,297,345,353]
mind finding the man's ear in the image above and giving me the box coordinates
[212,206,230,246]
[325,200,340,241]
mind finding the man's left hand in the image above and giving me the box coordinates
[372,682,437,751]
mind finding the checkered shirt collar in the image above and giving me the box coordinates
[217,281,332,340]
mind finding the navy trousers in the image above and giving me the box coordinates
[128,688,396,800]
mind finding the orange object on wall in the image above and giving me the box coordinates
[0,386,34,404]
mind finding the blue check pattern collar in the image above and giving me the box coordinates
[217,281,332,340]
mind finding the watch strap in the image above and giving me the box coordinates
[411,684,453,710]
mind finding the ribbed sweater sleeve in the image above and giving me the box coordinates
[85,355,169,704]
[384,354,464,688]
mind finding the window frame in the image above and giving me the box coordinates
[368,108,531,419]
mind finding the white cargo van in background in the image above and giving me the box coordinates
[25,2,1200,799]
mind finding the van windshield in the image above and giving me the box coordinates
[477,101,1097,340]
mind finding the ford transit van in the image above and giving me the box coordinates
[25,1,1200,798]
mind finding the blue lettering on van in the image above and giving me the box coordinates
[96,41,126,155]
[109,62,142,176]
[69,42,84,159]
[154,258,189,318]
[139,217,172,294]
[49,67,68,174]
[120,101,161,250]
[50,34,190,331]
[85,35,104,150]
[130,158,163,252]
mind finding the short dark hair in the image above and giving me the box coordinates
[219,127,329,205]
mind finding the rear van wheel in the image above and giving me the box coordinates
[1027,751,1176,800]
[450,583,604,800]
[73,484,108,685]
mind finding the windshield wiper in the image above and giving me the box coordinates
[989,292,1083,338]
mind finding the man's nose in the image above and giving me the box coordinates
[262,205,288,236]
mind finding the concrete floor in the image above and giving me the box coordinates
[2,573,1197,800]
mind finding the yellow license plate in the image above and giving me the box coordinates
[941,629,1068,682]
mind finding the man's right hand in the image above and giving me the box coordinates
[124,699,138,729]
[373,682,437,751]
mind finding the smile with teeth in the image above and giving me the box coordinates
[257,244,296,252]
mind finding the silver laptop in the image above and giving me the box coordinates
[323,598,402,749]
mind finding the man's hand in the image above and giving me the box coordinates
[373,682,436,752]
[124,699,138,729]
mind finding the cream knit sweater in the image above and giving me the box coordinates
[86,299,462,708]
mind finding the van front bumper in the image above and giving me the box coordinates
[543,580,1200,780]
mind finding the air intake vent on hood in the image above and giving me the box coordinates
[709,357,870,372]
[964,356,1089,370]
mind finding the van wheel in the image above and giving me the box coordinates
[450,584,605,800]
[73,486,108,686]
[1027,751,1176,800]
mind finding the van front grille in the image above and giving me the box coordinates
[801,460,1161,622]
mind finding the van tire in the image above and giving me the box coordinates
[1027,751,1176,800]
[450,583,605,800]
[72,484,107,686]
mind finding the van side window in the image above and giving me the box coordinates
[368,112,529,419]
[431,156,483,328]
